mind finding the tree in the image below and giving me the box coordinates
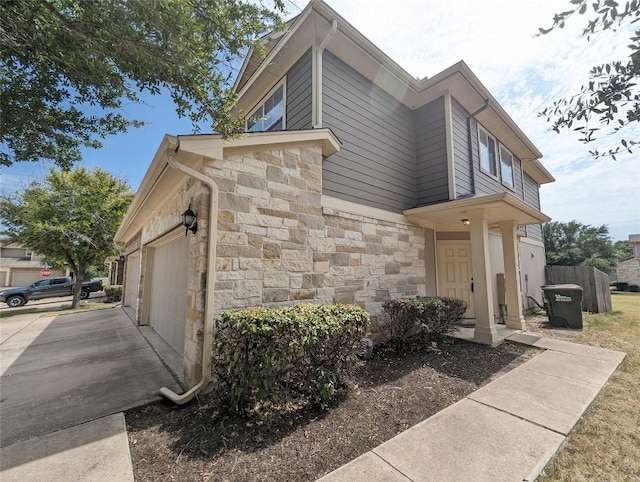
[543,220,618,272]
[538,0,639,159]
[0,167,133,308]
[0,0,285,169]
[613,239,634,262]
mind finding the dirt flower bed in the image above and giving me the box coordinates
[126,339,538,482]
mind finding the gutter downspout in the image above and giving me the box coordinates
[467,99,491,195]
[313,19,337,128]
[159,140,219,405]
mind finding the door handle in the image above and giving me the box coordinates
[471,277,474,293]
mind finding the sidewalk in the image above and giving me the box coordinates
[318,334,626,482]
[0,330,625,481]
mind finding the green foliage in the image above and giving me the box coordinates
[613,239,634,262]
[211,304,370,414]
[538,0,639,159]
[382,297,466,353]
[543,220,618,272]
[0,0,285,168]
[0,167,132,308]
[104,285,122,303]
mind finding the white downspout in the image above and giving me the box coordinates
[313,19,337,128]
[160,141,219,405]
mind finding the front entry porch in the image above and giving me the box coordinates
[405,193,551,346]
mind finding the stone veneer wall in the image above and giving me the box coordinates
[616,258,640,286]
[207,144,427,339]
[135,177,211,386]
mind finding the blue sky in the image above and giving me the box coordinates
[1,0,639,241]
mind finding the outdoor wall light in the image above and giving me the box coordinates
[181,204,198,235]
[461,218,470,225]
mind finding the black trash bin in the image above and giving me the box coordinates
[542,284,583,329]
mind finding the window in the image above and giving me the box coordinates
[246,81,285,132]
[478,126,497,176]
[51,278,67,285]
[499,145,515,189]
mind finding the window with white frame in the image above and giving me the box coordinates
[246,81,285,132]
[478,126,497,177]
[499,145,515,188]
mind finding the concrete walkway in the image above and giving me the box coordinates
[319,333,626,482]
[0,311,626,481]
[0,308,180,480]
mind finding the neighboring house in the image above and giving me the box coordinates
[616,234,640,287]
[0,242,65,287]
[104,256,125,286]
[115,0,554,388]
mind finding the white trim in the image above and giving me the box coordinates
[235,8,312,100]
[477,124,499,179]
[148,227,185,248]
[312,43,318,127]
[444,93,456,200]
[321,195,426,227]
[245,77,287,132]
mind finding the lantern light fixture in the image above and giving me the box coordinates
[181,203,198,235]
[461,218,470,225]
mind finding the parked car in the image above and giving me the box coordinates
[0,277,104,307]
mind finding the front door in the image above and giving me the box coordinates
[437,241,475,318]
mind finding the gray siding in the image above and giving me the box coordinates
[415,97,449,205]
[322,51,416,211]
[523,173,543,241]
[451,98,473,197]
[451,98,527,200]
[286,48,313,130]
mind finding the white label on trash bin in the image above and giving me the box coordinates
[554,294,572,302]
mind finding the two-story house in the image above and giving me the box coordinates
[115,0,554,396]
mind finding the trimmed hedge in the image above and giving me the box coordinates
[382,297,467,352]
[104,285,122,302]
[211,303,370,414]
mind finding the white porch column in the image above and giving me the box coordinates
[500,220,526,330]
[468,208,498,345]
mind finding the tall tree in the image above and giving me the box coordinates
[0,0,285,169]
[0,167,133,308]
[543,220,617,272]
[613,239,634,262]
[538,0,639,159]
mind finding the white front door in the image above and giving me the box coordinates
[437,241,475,318]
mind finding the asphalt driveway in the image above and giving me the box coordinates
[0,308,181,448]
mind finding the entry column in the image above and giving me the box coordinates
[500,220,526,330]
[468,208,498,345]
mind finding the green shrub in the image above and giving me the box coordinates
[104,285,122,302]
[629,284,640,292]
[382,297,466,352]
[211,303,370,414]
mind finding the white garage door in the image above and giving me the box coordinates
[148,234,189,356]
[12,269,64,287]
[124,253,141,309]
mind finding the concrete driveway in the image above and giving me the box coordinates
[0,308,181,448]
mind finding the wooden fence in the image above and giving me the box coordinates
[544,265,612,313]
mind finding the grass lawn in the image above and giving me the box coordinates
[537,292,640,481]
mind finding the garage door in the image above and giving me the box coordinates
[124,253,141,309]
[12,269,65,287]
[148,234,189,356]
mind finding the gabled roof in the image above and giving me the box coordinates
[232,0,554,185]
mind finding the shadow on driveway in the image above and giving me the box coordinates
[0,308,180,466]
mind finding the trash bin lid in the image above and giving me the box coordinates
[542,284,583,291]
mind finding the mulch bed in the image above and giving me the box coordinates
[126,339,538,482]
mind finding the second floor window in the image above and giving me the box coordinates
[478,126,497,177]
[499,146,515,189]
[247,81,285,132]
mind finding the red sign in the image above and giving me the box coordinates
[40,268,52,278]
